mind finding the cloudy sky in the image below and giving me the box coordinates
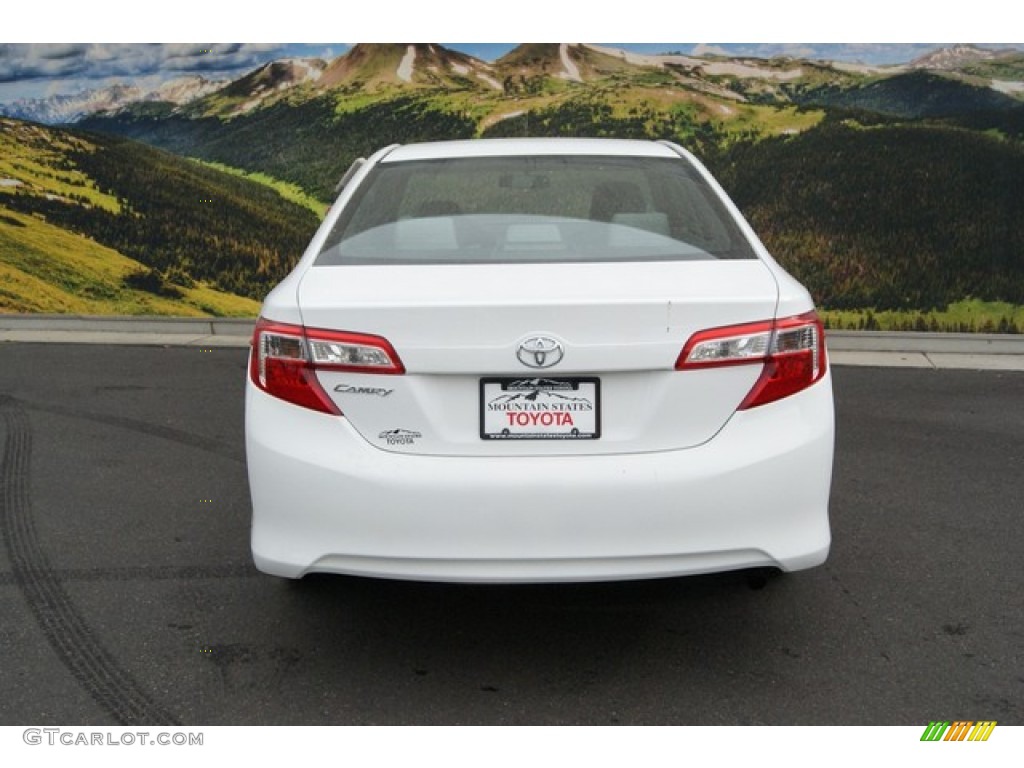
[0,44,314,102]
[3,42,1021,105]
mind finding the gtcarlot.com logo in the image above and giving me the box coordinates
[23,729,203,747]
[920,721,997,742]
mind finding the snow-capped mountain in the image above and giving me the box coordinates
[4,84,142,124]
[147,75,226,104]
[187,57,327,115]
[0,75,225,124]
[910,44,1004,71]
[318,44,499,90]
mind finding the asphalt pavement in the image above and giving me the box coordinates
[0,341,1022,725]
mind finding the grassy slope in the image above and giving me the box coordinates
[0,117,316,316]
[187,158,327,217]
[0,209,258,316]
[958,53,1024,80]
[0,119,119,212]
[821,300,1024,333]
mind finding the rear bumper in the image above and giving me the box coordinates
[246,372,834,582]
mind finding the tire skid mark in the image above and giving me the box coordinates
[0,563,258,586]
[0,397,180,725]
[18,399,243,463]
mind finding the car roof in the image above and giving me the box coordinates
[381,137,680,163]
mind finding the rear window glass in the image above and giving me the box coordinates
[316,155,757,265]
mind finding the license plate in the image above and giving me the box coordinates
[480,377,600,440]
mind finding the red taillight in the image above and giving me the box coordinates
[675,311,827,409]
[249,318,404,414]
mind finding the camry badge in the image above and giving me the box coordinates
[334,384,394,397]
[517,336,564,369]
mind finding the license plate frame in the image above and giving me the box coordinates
[480,377,601,440]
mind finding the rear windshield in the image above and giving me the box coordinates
[316,155,757,265]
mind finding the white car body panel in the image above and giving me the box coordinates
[247,374,833,581]
[382,137,679,161]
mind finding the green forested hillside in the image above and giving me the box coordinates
[0,117,320,313]
[0,207,259,316]
[1,118,321,304]
[791,71,1022,118]
[81,95,477,202]
[712,122,1024,310]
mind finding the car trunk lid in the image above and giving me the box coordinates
[297,259,779,455]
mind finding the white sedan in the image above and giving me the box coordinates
[245,137,834,583]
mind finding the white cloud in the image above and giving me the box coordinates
[0,43,288,84]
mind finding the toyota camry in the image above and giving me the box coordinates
[245,137,834,582]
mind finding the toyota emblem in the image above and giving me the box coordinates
[517,336,564,369]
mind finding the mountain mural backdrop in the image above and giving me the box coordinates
[1,43,1022,329]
